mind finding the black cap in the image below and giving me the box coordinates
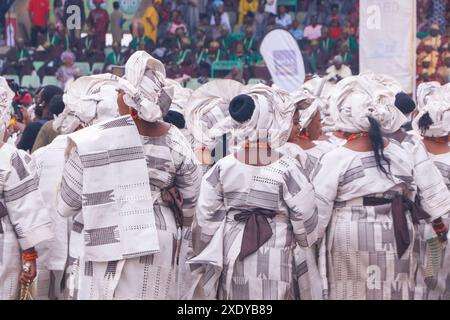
[229,94,255,123]
[395,92,416,115]
[163,110,186,129]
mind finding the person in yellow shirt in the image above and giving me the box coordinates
[238,0,258,25]
[141,0,162,45]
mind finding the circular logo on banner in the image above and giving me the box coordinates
[119,0,141,15]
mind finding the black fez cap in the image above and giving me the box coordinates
[395,92,416,115]
[229,94,255,123]
[163,110,186,129]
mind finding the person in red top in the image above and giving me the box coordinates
[328,17,342,41]
[28,0,50,47]
[87,0,110,52]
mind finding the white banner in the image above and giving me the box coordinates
[360,0,416,94]
[260,29,305,92]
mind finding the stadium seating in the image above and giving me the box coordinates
[91,62,105,73]
[3,74,20,85]
[211,60,243,78]
[74,62,91,75]
[42,76,58,86]
[21,75,41,89]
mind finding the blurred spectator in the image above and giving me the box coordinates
[240,12,256,35]
[338,42,352,65]
[206,41,227,63]
[275,5,292,28]
[173,37,194,75]
[328,17,342,40]
[46,23,61,47]
[326,3,345,25]
[31,94,65,153]
[210,2,231,31]
[302,42,318,74]
[304,16,322,41]
[238,0,259,25]
[130,24,152,50]
[37,46,62,80]
[17,85,63,152]
[193,27,207,49]
[224,67,244,82]
[426,23,443,50]
[418,38,439,73]
[243,26,256,52]
[63,0,85,41]
[264,0,277,15]
[255,4,267,39]
[53,0,64,29]
[168,10,188,36]
[3,38,33,77]
[111,1,124,46]
[326,55,352,83]
[28,0,50,47]
[105,42,125,71]
[186,0,200,35]
[289,20,304,41]
[306,0,329,25]
[436,51,450,83]
[210,13,225,40]
[55,51,81,89]
[219,26,234,51]
[87,0,110,52]
[264,13,277,34]
[142,0,161,45]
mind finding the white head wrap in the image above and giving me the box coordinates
[121,51,174,122]
[185,79,245,150]
[289,90,319,129]
[164,78,193,115]
[302,76,337,132]
[0,77,14,139]
[412,83,450,137]
[53,74,121,134]
[229,84,295,148]
[416,81,441,111]
[330,75,407,133]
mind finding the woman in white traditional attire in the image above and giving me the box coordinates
[0,76,53,299]
[57,51,202,300]
[313,75,430,300]
[186,84,319,300]
[412,82,450,300]
[163,79,194,146]
[280,92,335,178]
[32,74,122,300]
[185,79,245,171]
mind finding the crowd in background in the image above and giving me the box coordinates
[0,0,448,91]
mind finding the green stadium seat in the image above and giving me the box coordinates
[91,62,105,73]
[42,76,58,86]
[278,0,297,12]
[247,78,265,85]
[211,60,243,78]
[21,75,41,89]
[74,62,90,75]
[185,78,202,90]
[33,61,45,71]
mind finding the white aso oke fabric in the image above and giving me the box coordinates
[0,77,14,138]
[60,115,160,262]
[329,75,407,134]
[54,74,121,134]
[121,51,174,123]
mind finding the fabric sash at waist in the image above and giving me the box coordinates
[338,195,430,259]
[232,208,276,261]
